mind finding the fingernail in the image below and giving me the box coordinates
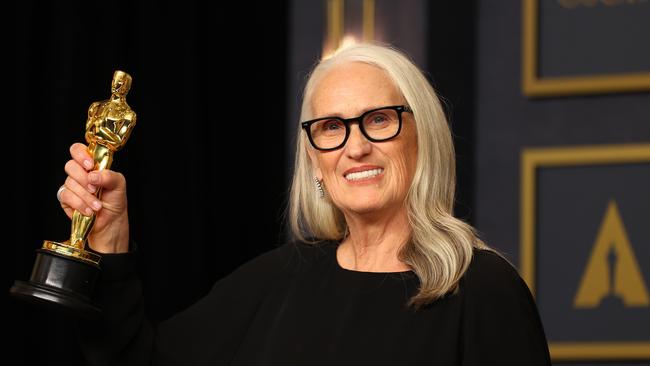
[87,184,96,193]
[84,160,94,169]
[92,200,102,210]
[88,172,99,184]
[85,207,93,216]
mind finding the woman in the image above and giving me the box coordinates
[60,43,551,365]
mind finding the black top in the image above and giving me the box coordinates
[79,240,552,366]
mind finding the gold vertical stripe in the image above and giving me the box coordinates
[522,0,538,96]
[521,150,536,296]
[327,0,345,53]
[363,0,375,41]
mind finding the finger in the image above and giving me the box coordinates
[63,177,101,216]
[57,184,74,219]
[60,197,75,219]
[59,183,94,217]
[56,185,66,202]
[70,143,94,171]
[87,170,126,191]
[65,159,98,193]
[61,205,75,219]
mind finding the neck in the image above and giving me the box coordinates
[111,93,124,102]
[338,207,412,272]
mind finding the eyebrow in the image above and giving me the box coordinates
[314,105,390,119]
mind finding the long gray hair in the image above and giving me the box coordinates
[289,43,492,309]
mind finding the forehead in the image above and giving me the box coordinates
[113,73,130,83]
[311,62,401,117]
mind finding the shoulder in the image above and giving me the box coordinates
[459,248,552,364]
[462,248,532,299]
[88,101,102,112]
[460,248,545,333]
[466,248,519,278]
[225,239,334,281]
[206,240,334,306]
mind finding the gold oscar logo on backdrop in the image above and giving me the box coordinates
[521,144,650,360]
[574,200,650,308]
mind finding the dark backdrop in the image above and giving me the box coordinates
[7,1,288,364]
[427,1,477,224]
[6,1,483,364]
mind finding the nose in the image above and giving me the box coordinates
[345,124,372,159]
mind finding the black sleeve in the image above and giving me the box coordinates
[78,249,153,366]
[78,242,296,366]
[460,250,552,366]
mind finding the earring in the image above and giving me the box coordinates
[314,177,325,198]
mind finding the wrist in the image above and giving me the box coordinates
[88,214,130,254]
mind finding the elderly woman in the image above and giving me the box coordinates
[61,44,551,365]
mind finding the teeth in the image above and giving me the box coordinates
[345,168,384,181]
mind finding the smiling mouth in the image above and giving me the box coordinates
[344,168,384,181]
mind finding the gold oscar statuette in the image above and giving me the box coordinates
[11,70,137,317]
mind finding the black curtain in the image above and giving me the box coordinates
[7,1,288,364]
[427,1,478,224]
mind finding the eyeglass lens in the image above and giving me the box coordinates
[309,108,401,150]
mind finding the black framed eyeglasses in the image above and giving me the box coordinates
[301,105,413,151]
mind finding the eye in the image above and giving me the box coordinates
[365,112,390,126]
[370,114,388,124]
[321,119,344,131]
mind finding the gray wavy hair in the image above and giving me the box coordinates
[289,43,492,310]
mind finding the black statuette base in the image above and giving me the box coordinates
[10,249,101,318]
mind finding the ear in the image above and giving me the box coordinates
[306,146,323,181]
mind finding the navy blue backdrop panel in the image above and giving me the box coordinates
[538,0,650,78]
[476,0,650,364]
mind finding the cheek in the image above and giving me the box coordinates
[391,139,418,187]
[406,142,418,176]
[402,130,419,182]
[391,153,414,193]
[317,152,341,180]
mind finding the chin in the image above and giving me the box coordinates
[341,198,386,215]
[332,188,396,214]
[350,202,380,211]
